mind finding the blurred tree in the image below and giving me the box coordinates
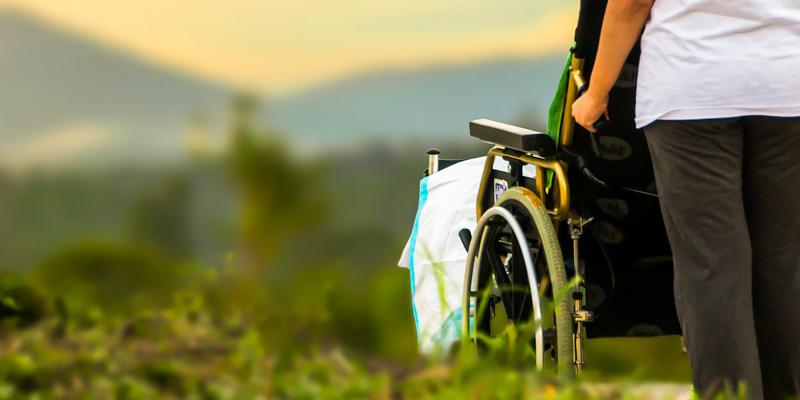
[226,94,327,282]
[0,170,153,269]
[127,173,192,259]
[33,240,196,315]
[0,274,47,332]
[186,110,213,159]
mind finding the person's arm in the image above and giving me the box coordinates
[572,0,655,132]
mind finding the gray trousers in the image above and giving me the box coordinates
[644,117,800,400]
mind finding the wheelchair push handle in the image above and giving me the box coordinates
[589,118,609,158]
[593,117,610,133]
[574,80,609,159]
[426,148,441,175]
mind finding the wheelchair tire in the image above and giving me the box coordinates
[463,187,574,376]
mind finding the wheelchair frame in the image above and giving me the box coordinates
[442,49,680,374]
[458,54,592,375]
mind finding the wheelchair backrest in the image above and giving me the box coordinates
[566,0,680,338]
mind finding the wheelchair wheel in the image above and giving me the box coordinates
[462,187,574,376]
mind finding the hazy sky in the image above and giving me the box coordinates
[1,0,576,93]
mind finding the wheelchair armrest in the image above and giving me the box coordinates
[469,119,556,158]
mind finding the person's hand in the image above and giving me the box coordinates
[571,89,609,133]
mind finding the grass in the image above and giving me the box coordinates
[0,305,699,399]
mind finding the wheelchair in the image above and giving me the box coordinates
[425,0,681,377]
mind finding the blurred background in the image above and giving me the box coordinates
[0,0,690,397]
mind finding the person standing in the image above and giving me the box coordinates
[571,0,800,398]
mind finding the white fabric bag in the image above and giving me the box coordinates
[399,156,536,353]
[397,157,486,353]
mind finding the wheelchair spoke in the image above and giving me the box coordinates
[511,231,532,324]
[485,225,517,323]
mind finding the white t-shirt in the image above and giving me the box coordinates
[635,0,800,128]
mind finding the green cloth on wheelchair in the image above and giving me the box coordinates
[545,50,573,190]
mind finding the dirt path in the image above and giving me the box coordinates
[583,383,693,400]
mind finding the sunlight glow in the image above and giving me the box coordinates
[0,0,576,92]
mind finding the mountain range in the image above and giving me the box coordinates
[266,55,565,146]
[0,8,568,167]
